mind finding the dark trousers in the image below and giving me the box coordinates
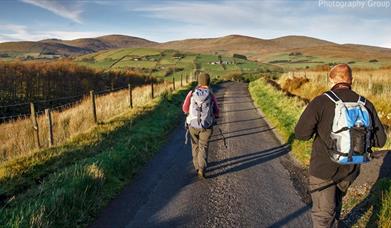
[189,127,213,171]
[309,175,351,228]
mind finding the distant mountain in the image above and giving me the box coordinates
[156,35,338,59]
[42,35,157,52]
[1,34,391,62]
[156,34,391,61]
[0,35,157,58]
[0,41,88,56]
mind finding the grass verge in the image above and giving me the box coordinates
[0,85,191,227]
[248,77,311,166]
[249,78,390,227]
[373,179,391,228]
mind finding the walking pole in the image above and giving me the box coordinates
[218,127,228,148]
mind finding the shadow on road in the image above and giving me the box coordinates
[206,144,290,178]
[220,107,257,114]
[267,204,312,228]
[209,127,275,143]
[218,101,251,105]
[210,126,269,137]
[148,215,191,228]
[216,95,251,100]
[217,117,265,126]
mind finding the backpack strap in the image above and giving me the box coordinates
[324,91,341,104]
[358,96,366,106]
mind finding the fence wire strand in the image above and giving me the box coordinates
[0,85,135,122]
[1,77,183,123]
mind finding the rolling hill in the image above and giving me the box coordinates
[42,35,157,52]
[157,34,391,62]
[156,35,337,57]
[0,35,157,58]
[1,34,391,68]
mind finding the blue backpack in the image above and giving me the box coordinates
[324,91,373,165]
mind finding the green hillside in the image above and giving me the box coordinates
[74,48,282,81]
[264,51,391,70]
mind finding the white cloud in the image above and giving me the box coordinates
[21,0,83,23]
[0,23,103,42]
[382,42,391,48]
[132,0,391,48]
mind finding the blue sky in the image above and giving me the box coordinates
[0,0,390,47]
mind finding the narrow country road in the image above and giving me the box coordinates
[92,81,312,228]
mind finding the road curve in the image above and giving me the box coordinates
[91,81,312,228]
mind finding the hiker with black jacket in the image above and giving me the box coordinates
[295,64,387,228]
[182,73,219,178]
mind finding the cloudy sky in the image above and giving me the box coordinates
[0,0,390,47]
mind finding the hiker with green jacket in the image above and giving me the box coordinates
[295,64,387,228]
[182,73,219,178]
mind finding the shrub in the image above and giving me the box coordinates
[233,53,247,60]
[289,52,303,56]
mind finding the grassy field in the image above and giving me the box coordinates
[249,78,390,227]
[0,81,193,227]
[74,48,282,82]
[278,70,391,137]
[264,52,391,71]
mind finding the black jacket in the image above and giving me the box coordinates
[295,86,387,181]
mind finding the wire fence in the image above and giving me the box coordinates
[0,74,196,163]
[0,85,138,123]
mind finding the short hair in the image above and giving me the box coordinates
[329,64,352,84]
[198,72,211,86]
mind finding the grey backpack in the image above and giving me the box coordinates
[324,91,373,164]
[186,87,215,129]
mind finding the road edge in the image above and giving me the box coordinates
[247,82,312,204]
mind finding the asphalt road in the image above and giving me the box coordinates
[92,81,312,228]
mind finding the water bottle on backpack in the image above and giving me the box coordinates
[324,90,373,164]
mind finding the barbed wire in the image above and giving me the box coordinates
[0,94,83,109]
[0,113,30,121]
[0,77,187,123]
[35,94,84,104]
[0,85,132,122]
[0,84,134,109]
[0,102,30,108]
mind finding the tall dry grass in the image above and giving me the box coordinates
[0,79,191,163]
[278,69,391,148]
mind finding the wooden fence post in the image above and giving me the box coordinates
[186,74,188,84]
[128,84,133,108]
[180,74,183,87]
[45,108,53,147]
[90,90,97,123]
[151,81,154,99]
[30,102,40,149]
[172,77,175,90]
